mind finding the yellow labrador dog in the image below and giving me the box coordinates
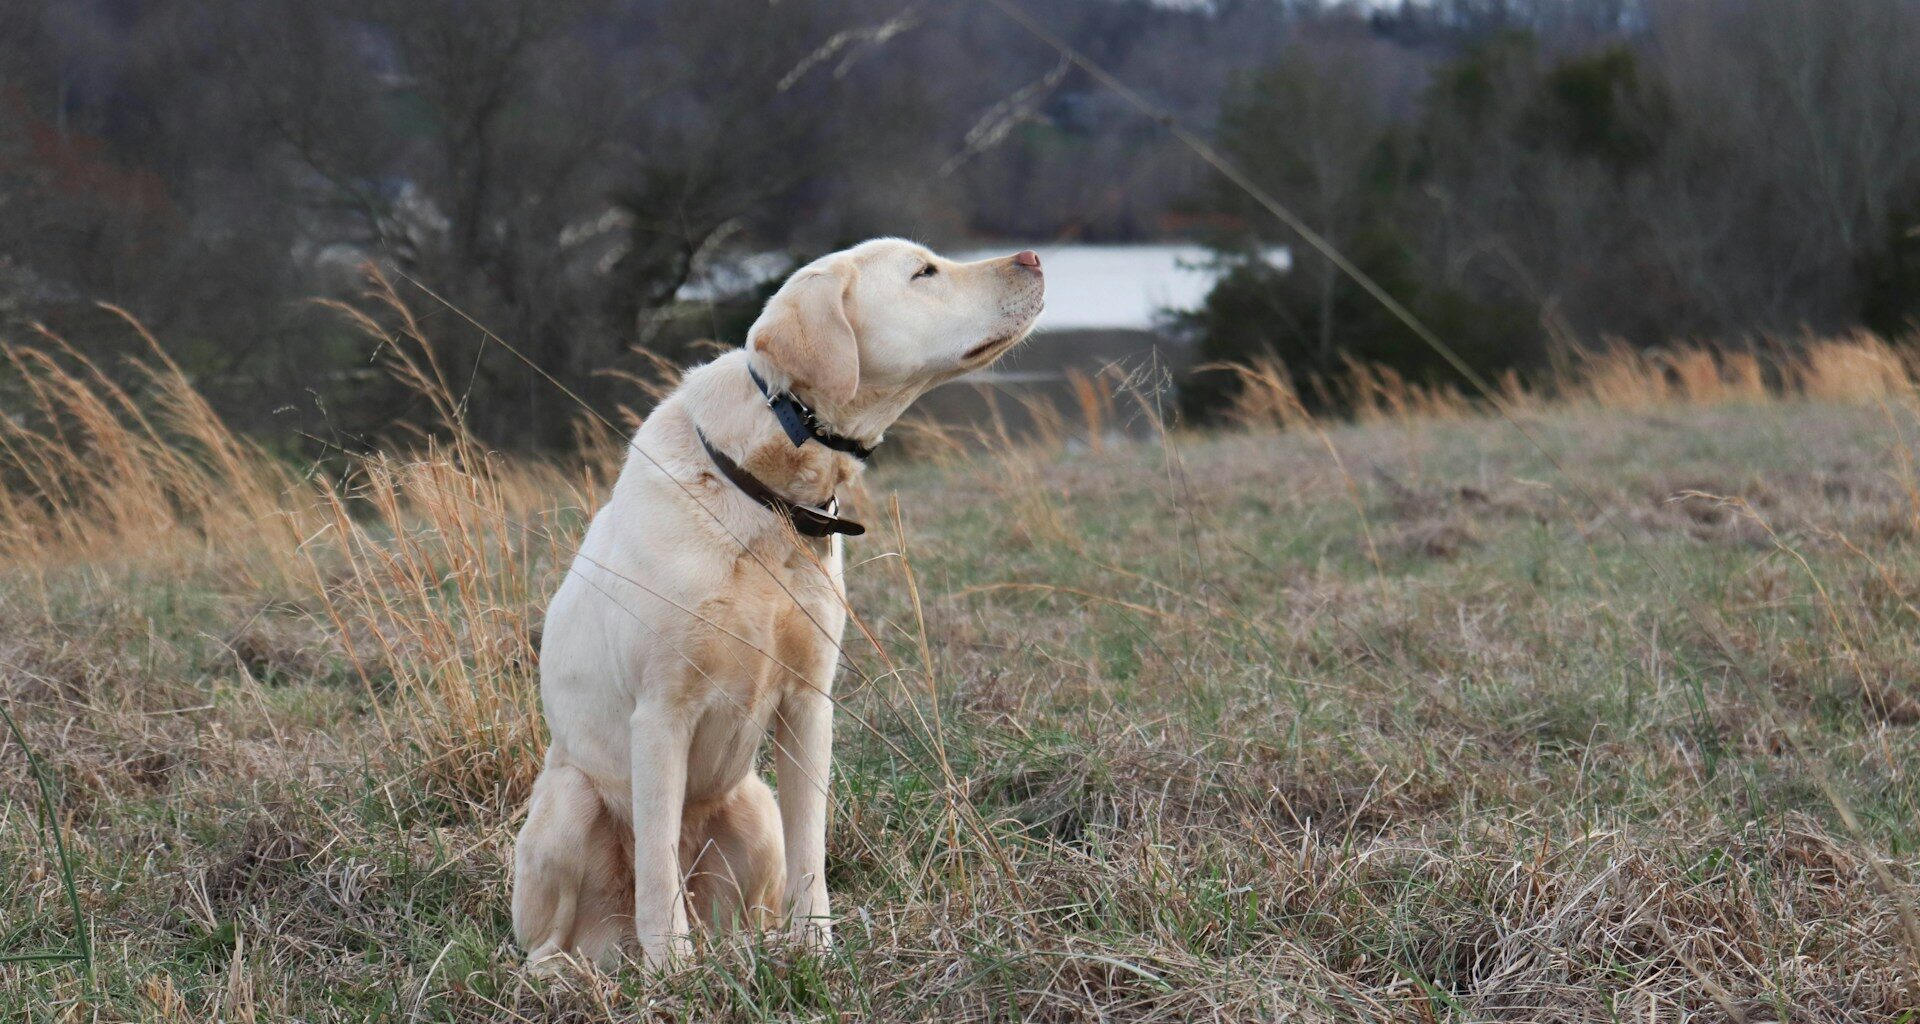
[513,238,1044,969]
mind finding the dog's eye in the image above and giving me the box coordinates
[913,263,937,280]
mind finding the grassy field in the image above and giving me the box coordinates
[6,324,1920,1020]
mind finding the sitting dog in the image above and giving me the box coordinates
[512,238,1045,968]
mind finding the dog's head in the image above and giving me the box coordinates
[747,238,1045,412]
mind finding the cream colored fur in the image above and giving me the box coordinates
[512,238,1044,970]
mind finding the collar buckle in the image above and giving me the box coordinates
[747,363,876,461]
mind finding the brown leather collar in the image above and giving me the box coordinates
[696,427,866,538]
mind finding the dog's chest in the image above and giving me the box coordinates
[679,543,844,802]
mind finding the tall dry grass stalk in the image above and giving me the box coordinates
[1337,355,1475,421]
[0,277,605,808]
[1796,331,1917,402]
[1557,335,1905,409]
[1210,333,1915,431]
[1063,366,1113,453]
[1204,358,1313,430]
[0,314,312,575]
[304,445,572,806]
[298,273,609,807]
[1563,341,1771,409]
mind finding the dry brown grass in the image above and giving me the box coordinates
[1210,333,1916,432]
[0,311,310,574]
[2,279,607,813]
[6,305,1920,1021]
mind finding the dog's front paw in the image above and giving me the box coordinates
[790,915,833,952]
[639,931,694,970]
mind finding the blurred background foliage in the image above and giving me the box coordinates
[2,0,1918,444]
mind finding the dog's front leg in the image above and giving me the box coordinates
[775,683,834,948]
[629,708,693,965]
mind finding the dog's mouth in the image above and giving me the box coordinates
[962,309,1042,364]
[962,334,1015,362]
[961,326,1038,365]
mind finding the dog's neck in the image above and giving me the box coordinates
[682,351,928,510]
[747,353,940,453]
[747,365,873,459]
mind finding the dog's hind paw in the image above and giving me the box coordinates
[523,944,580,979]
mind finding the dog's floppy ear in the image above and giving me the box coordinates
[748,264,860,407]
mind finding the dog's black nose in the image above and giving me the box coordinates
[1014,250,1041,269]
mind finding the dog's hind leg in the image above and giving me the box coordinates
[512,764,632,970]
[682,773,786,934]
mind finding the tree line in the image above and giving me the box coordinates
[1182,0,1920,417]
[2,0,1916,444]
